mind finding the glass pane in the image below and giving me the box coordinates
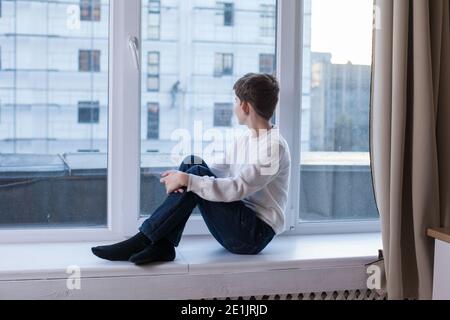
[299,0,377,222]
[140,0,277,217]
[0,0,110,228]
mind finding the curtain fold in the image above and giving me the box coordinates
[371,0,450,300]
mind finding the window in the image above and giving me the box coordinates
[79,49,101,72]
[259,53,275,74]
[147,52,160,91]
[214,103,233,127]
[147,103,160,139]
[299,0,377,223]
[224,3,234,26]
[139,0,276,227]
[0,0,378,243]
[260,4,276,37]
[78,101,100,124]
[80,0,101,22]
[216,2,235,27]
[0,0,109,233]
[148,0,161,40]
[214,53,233,77]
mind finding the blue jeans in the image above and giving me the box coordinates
[139,156,276,255]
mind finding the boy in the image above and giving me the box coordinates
[92,73,291,265]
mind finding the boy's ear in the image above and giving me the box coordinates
[242,101,250,115]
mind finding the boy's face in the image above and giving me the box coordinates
[234,96,248,125]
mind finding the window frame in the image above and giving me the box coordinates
[278,0,379,236]
[0,0,379,244]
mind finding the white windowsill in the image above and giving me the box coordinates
[0,233,382,299]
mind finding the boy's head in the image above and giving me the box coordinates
[233,73,280,125]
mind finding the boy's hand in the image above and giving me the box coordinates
[160,170,189,194]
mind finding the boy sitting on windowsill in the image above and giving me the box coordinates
[92,73,291,265]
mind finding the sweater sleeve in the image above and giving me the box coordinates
[187,142,284,202]
[207,148,232,178]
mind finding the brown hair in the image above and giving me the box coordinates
[233,73,280,121]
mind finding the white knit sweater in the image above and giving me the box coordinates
[187,127,291,235]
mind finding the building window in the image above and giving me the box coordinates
[216,2,234,27]
[214,103,233,127]
[259,53,276,74]
[260,4,276,37]
[148,0,161,40]
[78,101,100,124]
[80,0,101,22]
[223,3,234,26]
[147,103,160,139]
[79,50,101,72]
[214,53,233,77]
[147,52,160,91]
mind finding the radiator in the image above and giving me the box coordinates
[206,289,387,301]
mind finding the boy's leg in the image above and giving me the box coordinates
[91,156,211,262]
[140,154,275,254]
[139,156,214,247]
[197,199,276,255]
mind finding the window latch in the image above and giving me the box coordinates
[128,36,140,71]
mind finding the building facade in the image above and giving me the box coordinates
[0,0,295,156]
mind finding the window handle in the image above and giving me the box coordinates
[128,36,140,71]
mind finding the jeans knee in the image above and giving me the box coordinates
[186,165,210,176]
[182,155,204,166]
[179,155,205,172]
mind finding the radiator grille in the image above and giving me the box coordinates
[206,289,387,301]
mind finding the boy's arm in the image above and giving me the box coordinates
[186,143,285,202]
[208,151,231,178]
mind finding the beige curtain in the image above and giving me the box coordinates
[371,0,450,299]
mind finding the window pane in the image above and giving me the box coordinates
[80,0,101,22]
[260,4,276,38]
[79,49,101,72]
[140,0,277,218]
[147,0,161,40]
[259,53,275,74]
[0,0,110,228]
[147,76,160,91]
[223,3,234,26]
[78,101,100,124]
[213,103,233,127]
[299,0,377,222]
[147,103,160,140]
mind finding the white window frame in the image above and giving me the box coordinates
[0,0,379,244]
[277,0,380,236]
